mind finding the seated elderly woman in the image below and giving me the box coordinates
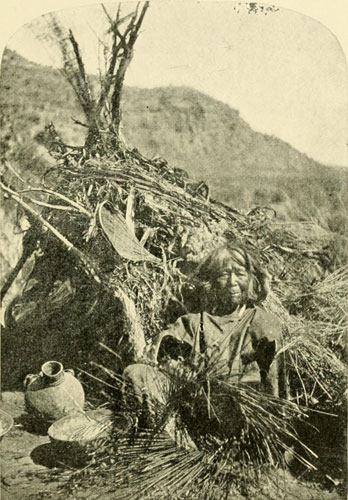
[124,243,287,436]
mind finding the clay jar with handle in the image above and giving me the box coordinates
[24,361,85,423]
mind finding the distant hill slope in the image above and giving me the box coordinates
[121,85,319,180]
[1,49,347,225]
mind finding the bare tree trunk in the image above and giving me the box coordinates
[116,289,146,361]
[48,2,149,153]
[110,2,149,135]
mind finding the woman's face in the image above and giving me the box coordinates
[210,250,250,313]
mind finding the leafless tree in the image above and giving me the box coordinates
[48,2,149,152]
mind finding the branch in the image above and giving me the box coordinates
[3,161,90,217]
[1,249,37,303]
[69,29,88,88]
[96,5,121,116]
[15,196,84,213]
[115,288,146,360]
[48,16,90,118]
[71,117,89,128]
[15,187,91,217]
[4,160,26,183]
[101,3,115,25]
[134,1,149,33]
[68,29,94,119]
[110,1,149,129]
[0,160,91,216]
[0,181,101,284]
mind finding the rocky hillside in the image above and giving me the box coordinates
[1,48,347,224]
[122,85,318,180]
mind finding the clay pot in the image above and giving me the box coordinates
[24,361,85,424]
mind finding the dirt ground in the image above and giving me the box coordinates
[0,392,62,500]
[0,391,345,500]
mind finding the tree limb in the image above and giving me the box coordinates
[17,187,91,216]
[0,181,101,284]
[110,1,149,131]
[68,29,94,118]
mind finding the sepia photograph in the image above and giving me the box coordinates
[0,1,347,499]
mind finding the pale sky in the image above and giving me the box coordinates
[1,1,348,167]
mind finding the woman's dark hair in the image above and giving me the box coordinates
[193,242,270,311]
